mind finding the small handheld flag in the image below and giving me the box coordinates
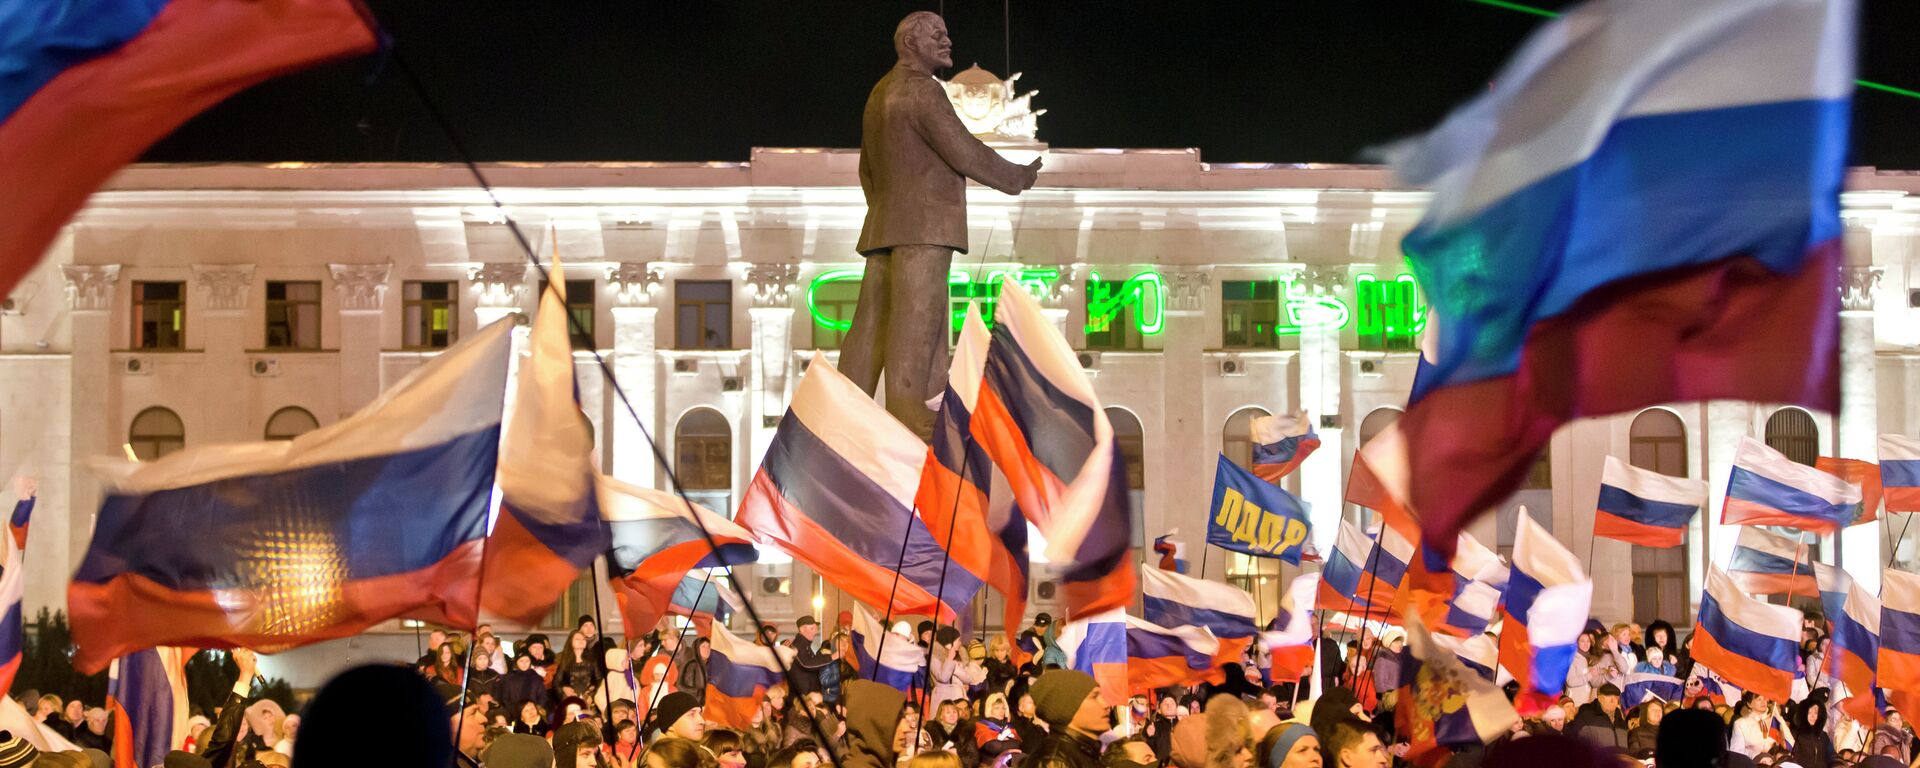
[1250,410,1320,483]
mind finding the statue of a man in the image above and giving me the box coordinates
[840,11,1041,434]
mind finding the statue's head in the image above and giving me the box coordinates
[893,11,951,71]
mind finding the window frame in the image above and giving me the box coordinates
[132,281,187,350]
[675,280,734,351]
[264,280,323,351]
[128,406,185,461]
[401,280,460,350]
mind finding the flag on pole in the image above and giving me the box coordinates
[1815,457,1882,525]
[67,320,515,672]
[107,647,189,768]
[666,573,740,633]
[1141,567,1258,670]
[1319,520,1377,615]
[1384,0,1853,558]
[0,0,377,300]
[849,604,924,691]
[1357,524,1415,611]
[1262,574,1319,684]
[1881,435,1920,513]
[1826,575,1880,723]
[1056,611,1129,705]
[1124,615,1222,692]
[1498,513,1591,715]
[0,485,31,697]
[1727,526,1817,596]
[1724,437,1861,534]
[1394,614,1521,768]
[1621,672,1684,709]
[1250,410,1320,483]
[970,277,1135,616]
[601,475,757,639]
[1693,566,1802,703]
[1206,454,1313,564]
[1879,569,1920,702]
[1152,531,1189,574]
[1593,456,1705,548]
[1815,562,1852,626]
[704,622,795,730]
[735,354,984,621]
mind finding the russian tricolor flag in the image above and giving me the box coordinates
[1826,575,1880,722]
[69,320,516,672]
[1693,565,1802,703]
[602,475,757,639]
[0,0,376,300]
[1621,672,1684,709]
[1497,512,1591,715]
[1403,532,1507,639]
[1152,531,1189,574]
[667,573,740,632]
[1878,569,1920,707]
[735,354,985,621]
[1262,574,1319,685]
[1125,615,1221,692]
[1880,435,1920,514]
[705,621,796,730]
[0,488,29,698]
[920,304,1031,632]
[107,647,189,768]
[1057,611,1128,704]
[1593,456,1705,548]
[1319,520,1376,615]
[1816,457,1883,525]
[1395,614,1520,766]
[1142,567,1257,669]
[970,278,1135,616]
[1386,0,1853,555]
[1727,526,1816,596]
[1357,524,1415,611]
[850,603,924,692]
[1815,561,1852,626]
[8,488,31,552]
[488,261,613,625]
[1724,437,1861,535]
[1250,410,1320,483]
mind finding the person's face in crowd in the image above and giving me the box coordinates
[516,655,533,672]
[616,724,638,746]
[521,702,540,724]
[1542,706,1567,732]
[439,644,455,665]
[699,639,712,661]
[902,705,921,723]
[671,707,707,741]
[581,619,599,640]
[990,698,1010,720]
[1651,627,1670,648]
[762,627,778,644]
[769,688,788,712]
[1278,735,1322,768]
[429,630,447,649]
[893,715,919,754]
[65,701,83,722]
[1122,741,1157,765]
[572,742,598,765]
[800,624,819,642]
[613,704,636,725]
[1157,697,1177,718]
[571,632,589,655]
[940,702,962,726]
[33,699,54,719]
[1018,695,1036,719]
[85,708,108,733]
[716,747,747,768]
[1068,691,1113,736]
[473,650,492,670]
[1131,696,1149,715]
[1646,706,1665,727]
[1577,634,1593,654]
[789,751,821,768]
[1599,693,1621,716]
[1693,698,1716,711]
[1752,696,1772,717]
[529,641,547,658]
[1646,649,1665,669]
[453,704,487,756]
[1560,699,1579,722]
[1337,732,1388,768]
[1892,711,1907,731]
[1614,627,1633,646]
[806,692,825,712]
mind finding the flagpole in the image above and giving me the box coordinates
[1198,544,1210,582]
[1345,523,1388,688]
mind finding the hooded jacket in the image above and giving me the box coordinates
[841,680,907,768]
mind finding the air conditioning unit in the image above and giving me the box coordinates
[1033,580,1059,601]
[1076,351,1100,371]
[1320,414,1339,430]
[124,358,149,375]
[1911,289,1920,308]
[673,359,698,374]
[251,359,281,377]
[1357,359,1383,379]
[721,376,743,392]
[1219,356,1246,377]
[0,297,17,315]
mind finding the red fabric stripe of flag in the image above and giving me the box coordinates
[1815,457,1882,525]
[0,0,376,299]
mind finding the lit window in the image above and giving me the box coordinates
[133,282,186,349]
[265,281,322,350]
[1221,281,1281,349]
[402,281,459,349]
[675,281,733,350]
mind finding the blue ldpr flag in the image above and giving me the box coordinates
[1205,454,1311,564]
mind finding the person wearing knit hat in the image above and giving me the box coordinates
[1168,714,1211,768]
[1258,723,1320,768]
[483,732,557,768]
[1027,670,1112,768]
[646,691,705,741]
[0,731,36,768]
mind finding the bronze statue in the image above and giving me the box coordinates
[840,11,1042,435]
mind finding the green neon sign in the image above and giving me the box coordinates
[1352,273,1427,342]
[1084,271,1165,336]
[804,268,1067,334]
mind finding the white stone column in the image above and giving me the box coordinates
[1838,264,1883,593]
[329,264,390,414]
[191,264,253,442]
[745,265,799,464]
[1160,270,1210,546]
[608,262,664,488]
[61,264,119,585]
[1297,268,1347,556]
[1705,401,1751,568]
[469,263,529,329]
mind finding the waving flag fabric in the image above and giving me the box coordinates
[1879,569,1920,701]
[1400,533,1506,638]
[971,278,1135,616]
[8,493,30,551]
[1152,531,1188,574]
[1250,410,1321,483]
[1816,457,1883,525]
[1395,614,1521,768]
[1728,526,1816,595]
[1263,574,1319,684]
[68,320,514,672]
[1827,576,1880,722]
[1125,615,1222,692]
[1498,513,1592,714]
[488,262,612,625]
[1385,0,1853,557]
[1594,456,1706,548]
[1431,632,1500,682]
[1815,562,1851,625]
[0,0,376,300]
[705,622,796,729]
[0,489,30,698]
[736,354,984,621]
[1878,435,1920,514]
[1357,525,1415,611]
[1057,611,1129,704]
[667,573,740,632]
[1724,437,1861,534]
[107,647,188,768]
[850,604,924,691]
[1319,520,1376,615]
[1206,454,1313,564]
[1142,567,1258,669]
[1621,671,1684,709]
[1694,566,1802,703]
[602,475,757,639]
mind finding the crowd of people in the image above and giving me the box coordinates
[5,612,1920,768]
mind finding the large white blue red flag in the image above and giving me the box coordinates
[1815,561,1852,624]
[601,475,757,639]
[1693,565,1802,703]
[736,355,985,621]
[1827,574,1880,722]
[705,621,796,730]
[1385,0,1854,556]
[69,319,515,672]
[1724,437,1861,534]
[850,603,924,692]
[1594,456,1705,548]
[1250,410,1320,483]
[1124,614,1221,692]
[1879,569,1920,705]
[1882,435,1920,513]
[971,278,1134,616]
[1057,610,1129,704]
[107,647,189,768]
[1142,566,1258,669]
[1728,526,1817,595]
[1497,512,1591,715]
[1319,520,1376,615]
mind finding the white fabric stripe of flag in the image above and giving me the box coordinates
[1378,525,1417,564]
[1126,614,1220,656]
[712,614,796,672]
[942,302,991,412]
[1454,581,1503,624]
[1356,421,1414,510]
[1453,532,1501,581]
[1529,582,1593,648]
[101,319,514,493]
[1514,510,1586,586]
[1602,455,1709,507]
[1882,435,1920,462]
[1814,562,1850,595]
[1334,519,1373,564]
[1055,609,1127,668]
[1397,0,1855,228]
[1705,566,1802,642]
[1433,632,1500,675]
[790,354,925,507]
[1884,569,1920,615]
[598,474,754,542]
[852,603,925,672]
[1407,613,1519,743]
[1842,578,1881,635]
[1250,410,1311,444]
[1734,526,1807,563]
[498,253,595,518]
[1142,567,1257,623]
[1264,574,1319,649]
[1735,436,1861,505]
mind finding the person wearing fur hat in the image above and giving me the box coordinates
[1027,670,1114,768]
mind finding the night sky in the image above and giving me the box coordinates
[144,0,1920,168]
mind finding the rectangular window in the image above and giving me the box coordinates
[264,281,322,350]
[402,281,459,349]
[1356,278,1421,352]
[675,280,733,350]
[811,279,861,349]
[538,279,597,350]
[1084,279,1143,351]
[1221,280,1281,349]
[132,281,186,349]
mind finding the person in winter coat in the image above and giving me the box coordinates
[1789,693,1837,768]
[840,680,909,768]
[501,653,549,714]
[965,691,1022,767]
[983,636,1019,696]
[1027,670,1112,768]
[553,630,604,700]
[1727,694,1776,759]
[1626,702,1663,755]
[1869,708,1910,763]
[1569,683,1628,750]
[929,628,988,710]
[677,637,710,704]
[593,648,638,715]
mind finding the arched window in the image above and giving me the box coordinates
[1222,407,1272,471]
[264,407,319,441]
[676,408,732,493]
[1628,409,1687,477]
[128,407,184,462]
[1765,408,1819,466]
[1627,408,1688,625]
[1107,407,1146,549]
[1358,407,1402,448]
